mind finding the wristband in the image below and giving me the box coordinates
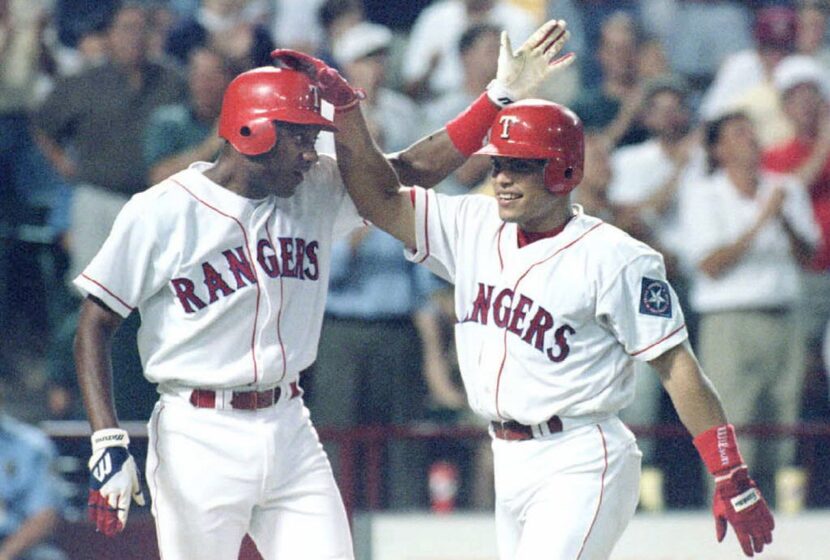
[91,428,130,452]
[445,92,500,157]
[333,96,363,113]
[485,79,515,108]
[693,424,745,476]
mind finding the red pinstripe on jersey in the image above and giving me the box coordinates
[496,224,506,272]
[494,222,605,419]
[80,273,134,314]
[414,189,431,264]
[576,424,609,559]
[264,221,288,383]
[630,323,687,357]
[171,179,262,385]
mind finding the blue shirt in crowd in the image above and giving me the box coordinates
[326,229,441,320]
[0,415,64,538]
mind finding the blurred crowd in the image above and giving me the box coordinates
[3,0,830,554]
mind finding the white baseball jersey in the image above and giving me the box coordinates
[405,189,688,425]
[74,158,362,390]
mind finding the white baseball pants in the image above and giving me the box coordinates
[493,415,641,560]
[146,391,353,560]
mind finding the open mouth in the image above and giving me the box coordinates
[497,192,522,203]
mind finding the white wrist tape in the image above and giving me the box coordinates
[486,80,515,107]
[91,428,130,453]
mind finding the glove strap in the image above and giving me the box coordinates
[445,92,500,157]
[91,428,130,453]
[485,79,516,108]
[333,92,366,114]
[693,424,745,476]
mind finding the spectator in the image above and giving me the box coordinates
[164,0,275,71]
[331,22,423,154]
[796,0,830,70]
[316,0,365,68]
[680,111,820,501]
[609,76,702,275]
[145,2,177,62]
[763,54,830,385]
[36,3,185,284]
[425,23,501,195]
[0,0,74,420]
[0,392,67,560]
[401,0,535,99]
[700,6,797,146]
[34,1,186,422]
[546,0,641,90]
[144,47,234,184]
[272,0,327,57]
[573,131,615,222]
[571,11,649,148]
[642,0,752,95]
[35,1,187,284]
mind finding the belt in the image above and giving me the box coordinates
[491,416,563,441]
[189,382,300,411]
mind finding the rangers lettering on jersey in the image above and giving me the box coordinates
[462,282,574,362]
[171,237,320,313]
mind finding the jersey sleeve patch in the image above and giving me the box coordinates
[639,277,672,318]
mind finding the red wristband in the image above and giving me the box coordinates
[445,92,500,157]
[693,424,745,476]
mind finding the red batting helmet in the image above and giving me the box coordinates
[475,100,584,195]
[218,67,337,156]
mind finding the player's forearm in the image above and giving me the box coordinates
[698,228,756,278]
[74,297,123,430]
[650,343,728,436]
[0,509,59,560]
[391,129,468,188]
[33,129,77,179]
[335,106,417,247]
[335,106,402,202]
[392,90,502,188]
[780,215,815,267]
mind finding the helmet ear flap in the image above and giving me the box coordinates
[236,117,277,156]
[544,158,582,195]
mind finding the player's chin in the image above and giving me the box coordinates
[497,205,523,223]
[273,174,303,197]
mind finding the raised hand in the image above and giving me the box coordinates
[488,19,575,105]
[87,428,145,536]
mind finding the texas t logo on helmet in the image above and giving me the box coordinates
[498,115,521,138]
[476,100,584,195]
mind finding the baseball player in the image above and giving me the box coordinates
[287,56,777,558]
[72,19,572,560]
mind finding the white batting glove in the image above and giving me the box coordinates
[88,428,145,536]
[487,19,575,107]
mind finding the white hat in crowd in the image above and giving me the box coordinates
[333,22,393,66]
[773,55,830,100]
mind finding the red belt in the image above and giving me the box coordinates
[491,416,563,441]
[190,386,283,410]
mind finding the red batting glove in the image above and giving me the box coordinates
[694,424,775,557]
[271,49,366,111]
[713,467,775,556]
